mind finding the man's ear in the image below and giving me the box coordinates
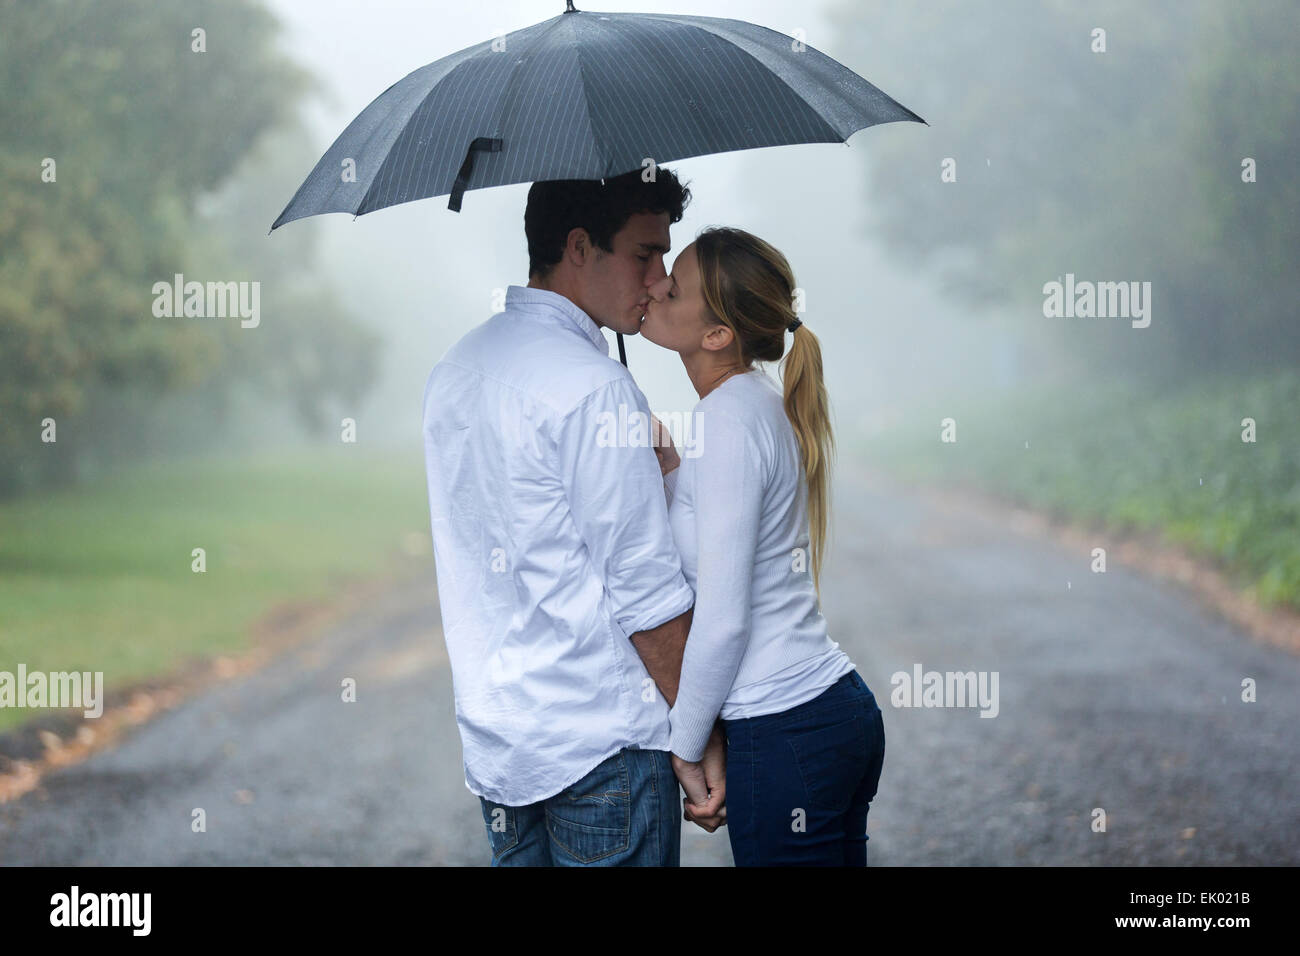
[565,227,591,267]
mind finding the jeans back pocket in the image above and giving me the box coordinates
[479,798,520,860]
[786,711,869,812]
[545,751,632,864]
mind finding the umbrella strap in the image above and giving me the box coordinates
[448,137,503,212]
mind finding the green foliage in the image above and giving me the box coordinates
[0,447,430,736]
[1182,0,1300,358]
[866,368,1300,609]
[0,0,379,495]
[830,0,1299,378]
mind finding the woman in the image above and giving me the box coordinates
[640,226,885,867]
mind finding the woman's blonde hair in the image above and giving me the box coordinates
[692,227,835,599]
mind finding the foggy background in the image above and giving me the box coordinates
[2,0,1297,867]
[6,0,1293,483]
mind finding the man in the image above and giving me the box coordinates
[422,167,725,866]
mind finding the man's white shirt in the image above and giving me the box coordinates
[422,285,694,806]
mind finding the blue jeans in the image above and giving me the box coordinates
[477,747,680,866]
[723,669,885,866]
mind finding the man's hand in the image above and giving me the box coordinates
[684,723,727,831]
[650,413,680,477]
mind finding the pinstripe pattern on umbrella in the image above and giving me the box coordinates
[270,7,925,231]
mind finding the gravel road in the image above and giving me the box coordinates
[2,463,1295,865]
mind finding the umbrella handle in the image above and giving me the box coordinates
[616,332,627,367]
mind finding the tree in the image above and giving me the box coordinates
[0,0,378,494]
[827,0,1297,381]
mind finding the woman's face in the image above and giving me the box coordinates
[639,241,732,357]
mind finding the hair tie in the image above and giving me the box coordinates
[787,317,802,333]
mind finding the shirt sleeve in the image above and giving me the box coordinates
[668,407,765,761]
[555,376,695,638]
[663,467,680,508]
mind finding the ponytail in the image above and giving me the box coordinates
[781,323,834,600]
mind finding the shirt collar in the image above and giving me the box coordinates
[506,285,609,357]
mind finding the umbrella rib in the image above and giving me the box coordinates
[353,42,496,217]
[596,21,705,171]
[496,14,576,188]
[638,12,921,138]
[566,20,615,178]
[272,55,468,230]
[696,24,844,143]
[668,20,813,154]
[356,17,567,215]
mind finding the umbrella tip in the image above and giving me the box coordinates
[565,1,579,12]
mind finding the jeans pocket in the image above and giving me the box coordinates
[546,751,632,864]
[787,711,868,812]
[479,798,519,859]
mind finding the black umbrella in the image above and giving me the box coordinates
[270,1,926,362]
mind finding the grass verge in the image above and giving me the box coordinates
[0,443,432,736]
[856,368,1300,611]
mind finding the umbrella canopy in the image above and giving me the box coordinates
[270,1,925,231]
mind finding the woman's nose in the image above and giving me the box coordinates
[647,274,672,300]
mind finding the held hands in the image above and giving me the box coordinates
[671,723,727,832]
[650,413,680,477]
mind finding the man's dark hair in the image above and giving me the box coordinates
[525,166,691,280]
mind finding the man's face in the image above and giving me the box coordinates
[581,210,671,336]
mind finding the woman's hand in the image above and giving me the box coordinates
[684,723,727,831]
[672,725,727,832]
[651,414,680,477]
[671,752,709,807]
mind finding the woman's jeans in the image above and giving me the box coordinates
[723,669,885,866]
[477,746,680,866]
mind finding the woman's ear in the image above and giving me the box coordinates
[701,323,734,353]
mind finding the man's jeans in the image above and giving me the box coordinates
[477,747,681,866]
